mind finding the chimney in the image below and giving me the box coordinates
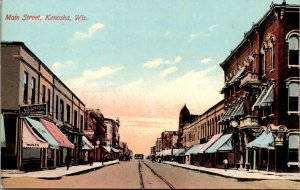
[282,0,286,6]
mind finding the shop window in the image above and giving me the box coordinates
[288,134,299,163]
[288,82,299,113]
[23,72,28,103]
[31,77,36,104]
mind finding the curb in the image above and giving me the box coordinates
[163,162,299,181]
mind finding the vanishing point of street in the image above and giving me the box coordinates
[2,160,299,189]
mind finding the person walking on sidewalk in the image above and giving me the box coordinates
[89,155,94,166]
[223,158,228,170]
[65,154,71,170]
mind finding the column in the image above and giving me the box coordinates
[253,148,257,170]
[239,134,244,169]
[245,148,249,168]
[53,150,57,168]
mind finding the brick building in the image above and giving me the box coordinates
[219,2,299,172]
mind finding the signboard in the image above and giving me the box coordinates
[19,103,47,118]
[84,131,94,135]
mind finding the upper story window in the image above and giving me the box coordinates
[80,115,84,131]
[47,89,51,113]
[55,95,58,119]
[66,104,71,124]
[286,31,299,67]
[59,99,64,122]
[260,42,267,77]
[23,72,28,103]
[288,81,299,113]
[74,110,78,128]
[31,77,36,104]
[42,85,46,103]
[267,33,276,72]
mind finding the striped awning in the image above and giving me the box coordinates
[205,133,233,153]
[25,117,60,149]
[40,118,74,149]
[23,120,48,148]
[82,136,94,150]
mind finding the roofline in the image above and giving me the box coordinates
[1,41,86,107]
[219,3,299,68]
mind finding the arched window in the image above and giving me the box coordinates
[288,82,299,113]
[260,42,267,76]
[286,31,299,67]
[288,36,299,66]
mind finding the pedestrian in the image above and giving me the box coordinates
[223,158,228,170]
[65,154,71,170]
[89,155,94,166]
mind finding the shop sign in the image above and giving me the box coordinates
[20,103,47,118]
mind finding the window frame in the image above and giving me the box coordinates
[287,80,299,114]
[286,31,300,68]
[23,72,29,103]
[260,43,267,77]
[31,77,36,104]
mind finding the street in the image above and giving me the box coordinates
[2,160,300,189]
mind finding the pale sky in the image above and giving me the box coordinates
[2,0,299,155]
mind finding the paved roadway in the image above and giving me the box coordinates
[2,160,300,189]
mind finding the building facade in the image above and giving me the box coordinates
[219,3,299,172]
[84,109,106,162]
[1,42,85,170]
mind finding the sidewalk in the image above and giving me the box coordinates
[1,160,119,179]
[164,161,300,181]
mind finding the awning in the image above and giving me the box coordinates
[185,143,206,155]
[82,136,94,150]
[199,133,223,153]
[0,114,6,147]
[111,147,120,153]
[172,148,184,156]
[232,101,244,117]
[288,134,299,149]
[205,133,233,153]
[162,149,172,156]
[228,66,246,85]
[252,84,274,110]
[40,118,74,149]
[174,149,185,156]
[260,84,274,107]
[23,121,48,148]
[156,151,162,156]
[102,145,111,153]
[246,131,274,150]
[25,117,60,149]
